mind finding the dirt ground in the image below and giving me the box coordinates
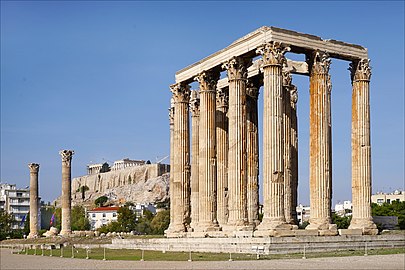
[1,248,404,270]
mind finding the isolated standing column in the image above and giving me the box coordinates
[28,163,40,238]
[348,59,378,235]
[60,150,74,236]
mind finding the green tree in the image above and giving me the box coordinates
[71,205,91,231]
[0,210,15,240]
[332,213,351,229]
[372,201,405,230]
[95,196,108,207]
[150,210,170,234]
[117,205,137,232]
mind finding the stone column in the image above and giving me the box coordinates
[167,101,175,232]
[246,80,260,227]
[216,87,229,226]
[166,83,190,234]
[223,56,252,231]
[290,85,299,224]
[28,163,39,238]
[195,70,220,232]
[282,71,295,224]
[256,42,292,231]
[306,51,335,232]
[189,90,200,230]
[60,150,74,236]
[348,59,378,235]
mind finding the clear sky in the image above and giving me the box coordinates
[1,1,404,205]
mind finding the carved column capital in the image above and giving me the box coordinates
[222,56,251,81]
[246,80,259,100]
[28,163,40,173]
[256,42,290,67]
[282,70,293,87]
[349,58,372,83]
[290,85,298,109]
[195,70,220,92]
[216,88,229,109]
[168,107,175,124]
[189,90,200,117]
[308,50,331,75]
[170,83,190,103]
[60,150,74,167]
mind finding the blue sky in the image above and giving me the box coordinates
[1,1,404,205]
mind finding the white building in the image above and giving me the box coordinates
[88,206,119,230]
[132,203,156,219]
[296,204,310,225]
[372,190,405,205]
[0,183,36,229]
[334,200,352,216]
[110,158,145,171]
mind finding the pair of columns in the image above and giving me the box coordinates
[27,149,74,238]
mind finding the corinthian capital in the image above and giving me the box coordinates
[256,41,290,67]
[246,80,259,100]
[170,83,190,103]
[282,70,293,87]
[216,88,229,108]
[222,56,251,81]
[349,58,372,83]
[60,150,74,166]
[195,70,220,92]
[168,107,174,124]
[290,85,298,109]
[28,163,40,173]
[309,50,331,75]
[189,90,200,117]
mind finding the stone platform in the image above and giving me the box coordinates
[107,234,405,254]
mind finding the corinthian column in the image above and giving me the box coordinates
[290,85,299,224]
[60,150,74,236]
[216,87,229,226]
[306,51,335,231]
[28,163,39,238]
[282,71,295,224]
[195,70,220,232]
[246,80,260,227]
[256,42,292,231]
[167,101,175,232]
[189,90,200,230]
[166,83,190,234]
[348,59,378,235]
[223,56,252,231]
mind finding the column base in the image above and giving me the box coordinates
[255,218,294,231]
[165,223,187,235]
[193,221,221,232]
[349,218,378,235]
[59,230,72,237]
[306,218,336,231]
[27,232,38,239]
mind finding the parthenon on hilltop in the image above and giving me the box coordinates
[166,26,378,238]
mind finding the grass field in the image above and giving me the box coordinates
[14,246,405,261]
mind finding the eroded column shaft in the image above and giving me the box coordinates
[216,88,229,226]
[60,150,74,236]
[28,163,39,238]
[349,59,377,234]
[196,71,220,231]
[190,91,200,230]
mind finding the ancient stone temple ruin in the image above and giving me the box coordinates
[166,26,378,237]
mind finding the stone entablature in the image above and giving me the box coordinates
[167,26,377,237]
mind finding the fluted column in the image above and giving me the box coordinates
[306,51,335,231]
[60,150,74,236]
[28,163,39,238]
[348,59,378,235]
[223,56,252,231]
[246,80,260,227]
[189,90,200,230]
[256,42,292,230]
[282,71,295,224]
[216,87,229,226]
[166,83,190,234]
[195,70,220,232]
[167,102,175,231]
[290,86,299,224]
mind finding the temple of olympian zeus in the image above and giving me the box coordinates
[166,26,378,238]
